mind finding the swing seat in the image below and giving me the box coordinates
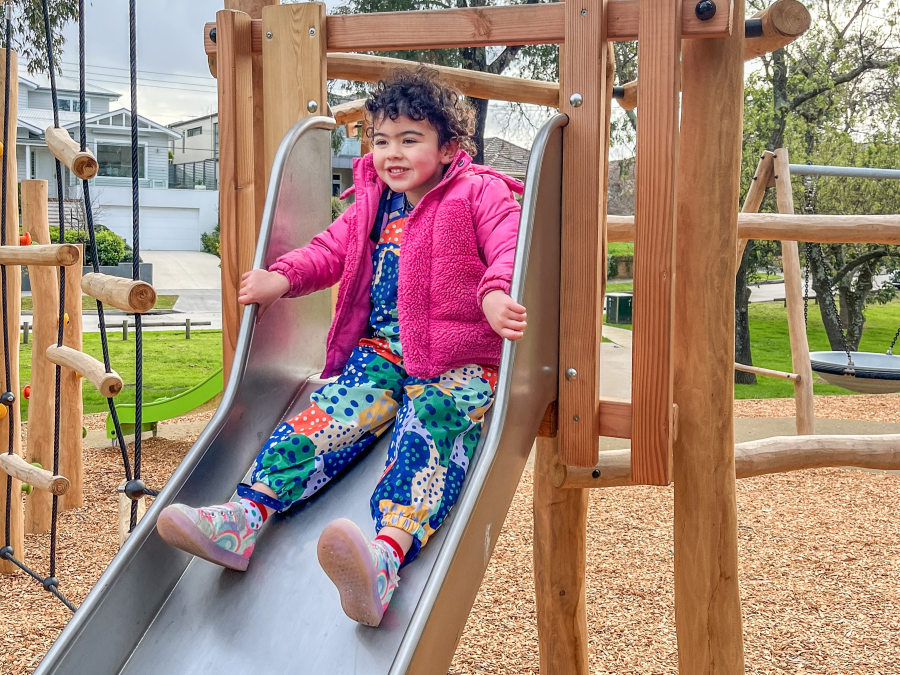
[810,351,900,394]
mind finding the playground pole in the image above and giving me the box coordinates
[672,0,746,671]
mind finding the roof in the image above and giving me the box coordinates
[17,107,182,139]
[19,73,120,98]
[482,137,530,177]
[169,112,218,129]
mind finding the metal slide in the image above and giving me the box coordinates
[35,113,565,675]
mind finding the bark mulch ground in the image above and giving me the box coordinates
[3,396,899,674]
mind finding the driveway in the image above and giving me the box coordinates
[141,251,221,292]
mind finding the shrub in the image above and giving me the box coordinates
[331,196,348,222]
[49,226,128,266]
[201,222,220,257]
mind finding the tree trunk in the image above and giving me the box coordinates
[841,266,874,351]
[768,48,789,150]
[470,96,489,164]
[734,245,757,384]
[808,246,847,351]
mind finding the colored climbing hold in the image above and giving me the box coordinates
[82,426,87,439]
[0,406,6,420]
[23,385,30,400]
[19,232,30,246]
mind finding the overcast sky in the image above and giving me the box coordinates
[40,0,518,139]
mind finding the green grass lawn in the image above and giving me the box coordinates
[600,299,900,399]
[606,282,634,293]
[608,242,634,257]
[21,295,179,313]
[19,329,222,419]
[750,273,783,283]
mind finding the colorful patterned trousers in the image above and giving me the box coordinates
[251,338,497,561]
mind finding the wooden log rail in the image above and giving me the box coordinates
[81,273,157,314]
[615,0,810,111]
[0,244,80,267]
[44,127,99,180]
[0,453,69,496]
[553,434,900,488]
[608,213,900,245]
[734,363,800,381]
[204,0,732,57]
[45,345,124,398]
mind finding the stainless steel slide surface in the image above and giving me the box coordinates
[35,113,565,675]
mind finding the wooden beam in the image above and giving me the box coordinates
[735,150,775,263]
[745,0,811,60]
[673,0,746,669]
[0,244,79,267]
[60,245,83,511]
[608,212,900,245]
[598,397,631,438]
[44,127,99,180]
[45,345,123,399]
[534,436,589,674]
[774,149,815,435]
[21,180,56,536]
[734,363,800,381]
[203,0,733,57]
[81,273,156,314]
[217,9,257,387]
[0,48,22,573]
[0,454,68,496]
[326,53,560,107]
[558,0,608,468]
[630,0,681,486]
[555,434,900,488]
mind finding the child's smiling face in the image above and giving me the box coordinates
[371,114,458,207]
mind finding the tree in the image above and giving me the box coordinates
[4,1,78,76]
[330,0,559,163]
[737,0,900,375]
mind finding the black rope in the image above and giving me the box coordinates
[129,0,144,529]
[0,547,76,612]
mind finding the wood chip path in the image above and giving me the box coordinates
[2,396,900,674]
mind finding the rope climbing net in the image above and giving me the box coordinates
[0,0,155,612]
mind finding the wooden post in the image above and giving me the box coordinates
[225,0,276,233]
[22,180,59,535]
[0,48,22,573]
[558,0,608,467]
[217,8,256,386]
[261,2,327,178]
[60,245,83,510]
[533,437,589,674]
[735,150,775,264]
[630,0,682,485]
[673,0,746,670]
[774,149,815,435]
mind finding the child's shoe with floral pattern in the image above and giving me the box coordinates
[317,519,400,627]
[157,501,257,571]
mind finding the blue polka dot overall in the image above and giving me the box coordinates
[251,190,498,561]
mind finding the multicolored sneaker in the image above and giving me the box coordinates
[157,502,257,571]
[317,519,400,627]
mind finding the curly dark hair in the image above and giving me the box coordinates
[365,66,477,156]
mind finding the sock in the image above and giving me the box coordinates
[239,497,269,531]
[375,533,405,567]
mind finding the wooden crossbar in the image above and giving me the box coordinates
[607,213,900,245]
[45,127,99,180]
[0,244,79,267]
[553,434,900,488]
[204,0,732,56]
[45,345,124,398]
[81,273,157,314]
[0,453,69,496]
[734,363,799,381]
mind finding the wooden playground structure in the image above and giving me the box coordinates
[199,0,900,671]
[0,42,159,575]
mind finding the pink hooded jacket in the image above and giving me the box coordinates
[269,150,524,379]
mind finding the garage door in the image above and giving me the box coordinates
[104,206,201,251]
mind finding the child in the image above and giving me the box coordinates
[157,67,527,627]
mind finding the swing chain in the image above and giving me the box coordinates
[888,324,900,356]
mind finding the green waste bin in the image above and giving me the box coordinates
[605,292,633,325]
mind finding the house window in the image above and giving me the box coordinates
[332,173,342,197]
[96,143,146,179]
[187,127,202,137]
[58,97,90,113]
[213,122,219,159]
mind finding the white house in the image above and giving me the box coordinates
[16,74,219,251]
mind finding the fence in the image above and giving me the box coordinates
[169,159,218,191]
